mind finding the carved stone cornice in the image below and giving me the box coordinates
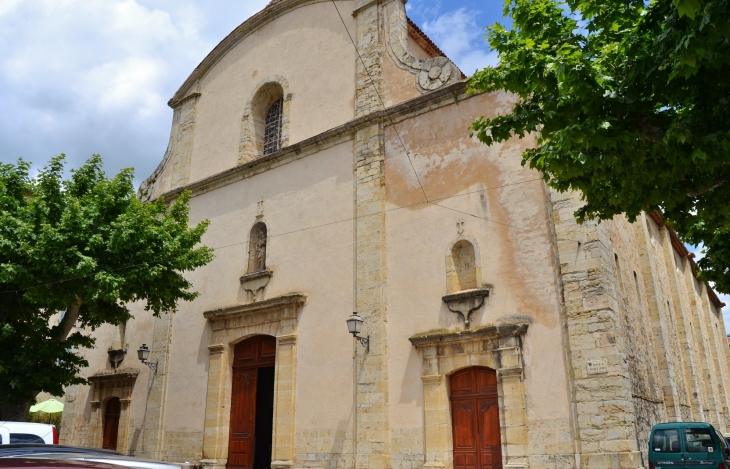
[409,322,529,349]
[87,368,139,383]
[203,293,307,321]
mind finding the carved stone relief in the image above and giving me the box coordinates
[384,0,461,94]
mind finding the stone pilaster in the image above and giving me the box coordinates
[353,3,390,469]
[201,344,227,469]
[272,333,297,467]
[549,190,642,469]
[633,218,683,421]
[171,94,200,189]
[694,284,725,426]
[354,0,384,117]
[657,223,702,420]
[139,312,174,460]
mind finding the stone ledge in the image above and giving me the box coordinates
[203,293,307,321]
[442,288,491,303]
[409,322,529,348]
[239,269,273,284]
[87,367,140,382]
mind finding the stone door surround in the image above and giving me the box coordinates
[87,368,139,454]
[409,322,530,469]
[201,293,306,469]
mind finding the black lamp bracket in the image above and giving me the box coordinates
[142,360,158,374]
[353,334,370,352]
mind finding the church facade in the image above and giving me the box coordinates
[59,1,730,469]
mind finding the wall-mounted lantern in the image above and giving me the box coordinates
[137,344,158,373]
[346,313,369,352]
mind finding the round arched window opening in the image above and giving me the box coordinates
[263,99,283,155]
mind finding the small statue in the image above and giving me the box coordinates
[255,236,267,271]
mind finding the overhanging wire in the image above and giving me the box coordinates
[330,0,430,204]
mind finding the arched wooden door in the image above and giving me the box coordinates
[102,397,121,451]
[228,335,276,469]
[450,367,502,469]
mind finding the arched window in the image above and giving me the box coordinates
[248,222,268,273]
[239,77,290,163]
[263,98,283,155]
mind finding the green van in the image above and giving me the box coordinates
[650,422,730,468]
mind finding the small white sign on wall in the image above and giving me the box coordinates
[587,359,608,375]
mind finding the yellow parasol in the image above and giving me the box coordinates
[30,398,64,414]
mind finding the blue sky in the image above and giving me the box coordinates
[0,0,726,323]
[406,0,508,76]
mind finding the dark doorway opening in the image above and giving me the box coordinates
[102,397,121,451]
[253,366,274,469]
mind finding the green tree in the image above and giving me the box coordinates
[0,155,214,419]
[469,0,730,293]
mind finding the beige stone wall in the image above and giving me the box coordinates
[60,308,156,451]
[140,0,357,201]
[189,1,356,186]
[383,91,576,469]
[159,141,355,463]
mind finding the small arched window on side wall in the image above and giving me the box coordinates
[248,222,268,273]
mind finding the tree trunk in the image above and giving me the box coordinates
[56,297,82,342]
[0,395,34,422]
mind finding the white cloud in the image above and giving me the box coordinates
[0,0,22,19]
[421,7,498,75]
[0,0,268,184]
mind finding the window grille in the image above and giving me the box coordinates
[263,98,283,155]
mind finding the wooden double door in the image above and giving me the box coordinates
[228,336,276,469]
[450,367,503,469]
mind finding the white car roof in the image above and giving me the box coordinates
[0,423,54,431]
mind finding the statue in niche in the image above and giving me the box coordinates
[255,236,267,271]
[248,222,268,273]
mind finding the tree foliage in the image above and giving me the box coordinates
[0,155,214,416]
[469,0,730,293]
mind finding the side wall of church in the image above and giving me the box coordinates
[549,188,730,469]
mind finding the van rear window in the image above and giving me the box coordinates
[9,433,45,444]
[653,429,681,453]
[685,428,715,453]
